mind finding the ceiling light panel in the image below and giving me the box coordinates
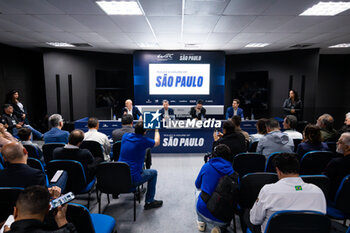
[245,43,270,47]
[46,42,75,47]
[300,2,350,16]
[329,43,350,47]
[96,1,143,15]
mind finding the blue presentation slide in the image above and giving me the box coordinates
[134,51,225,105]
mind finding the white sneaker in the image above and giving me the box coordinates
[197,221,206,232]
[211,226,221,233]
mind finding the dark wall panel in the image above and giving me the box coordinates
[42,49,133,120]
[0,44,46,127]
[225,49,320,123]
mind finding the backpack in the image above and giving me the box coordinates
[201,167,239,222]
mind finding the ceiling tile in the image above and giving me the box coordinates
[35,15,91,32]
[273,16,328,33]
[98,31,132,43]
[183,33,208,43]
[71,15,122,32]
[0,15,62,32]
[110,16,152,33]
[213,16,256,32]
[148,16,182,33]
[127,33,157,43]
[156,33,182,43]
[46,0,105,14]
[263,0,320,16]
[230,33,267,43]
[73,32,109,43]
[185,0,230,15]
[140,0,182,16]
[242,16,295,33]
[206,33,236,44]
[183,15,220,33]
[224,0,275,15]
[2,0,64,14]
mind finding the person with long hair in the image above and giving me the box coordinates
[6,90,28,124]
[282,89,302,120]
[296,124,329,160]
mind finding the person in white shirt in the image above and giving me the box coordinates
[248,153,326,233]
[283,115,303,140]
[84,117,111,161]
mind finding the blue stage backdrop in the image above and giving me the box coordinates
[133,51,225,106]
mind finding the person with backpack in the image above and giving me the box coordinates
[195,144,237,233]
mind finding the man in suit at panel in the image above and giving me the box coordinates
[226,99,244,120]
[190,100,206,120]
[159,100,175,120]
[122,99,142,120]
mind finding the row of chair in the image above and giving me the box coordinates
[232,151,334,178]
[236,173,350,233]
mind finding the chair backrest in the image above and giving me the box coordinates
[27,157,45,173]
[239,172,278,209]
[112,141,122,161]
[46,160,87,193]
[0,153,4,167]
[80,141,104,160]
[264,210,330,233]
[334,175,350,215]
[233,153,266,178]
[300,151,332,175]
[23,144,40,160]
[0,187,24,222]
[96,162,132,194]
[300,175,330,199]
[42,143,65,164]
[325,142,337,154]
[293,139,302,152]
[264,152,281,173]
[248,141,259,152]
[66,203,95,233]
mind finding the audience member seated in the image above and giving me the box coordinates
[159,100,175,120]
[190,100,206,120]
[195,144,234,233]
[249,119,267,143]
[1,104,43,139]
[231,115,250,142]
[212,120,246,162]
[43,114,69,144]
[256,118,294,158]
[53,130,99,183]
[112,115,152,169]
[0,123,17,150]
[338,112,350,135]
[316,113,339,142]
[296,124,329,160]
[112,114,134,143]
[248,153,326,233]
[283,115,302,139]
[122,99,142,120]
[324,132,350,200]
[3,185,77,233]
[18,128,44,163]
[225,99,244,120]
[0,142,46,187]
[83,117,111,161]
[118,122,162,210]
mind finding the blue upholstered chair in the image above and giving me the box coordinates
[42,143,65,164]
[67,203,115,233]
[327,175,350,222]
[46,160,96,208]
[0,187,24,222]
[300,151,332,175]
[300,175,330,200]
[233,153,266,178]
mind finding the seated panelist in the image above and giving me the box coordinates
[190,100,206,120]
[159,100,175,120]
[122,99,142,120]
[226,99,244,120]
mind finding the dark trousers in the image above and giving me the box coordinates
[243,209,262,233]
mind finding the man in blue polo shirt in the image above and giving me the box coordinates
[118,121,162,210]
